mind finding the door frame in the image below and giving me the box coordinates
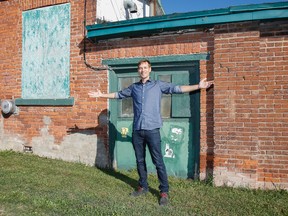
[103,53,209,177]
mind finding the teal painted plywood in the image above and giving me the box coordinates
[22,3,70,99]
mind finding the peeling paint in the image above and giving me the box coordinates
[22,3,70,99]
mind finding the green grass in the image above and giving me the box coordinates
[0,150,287,216]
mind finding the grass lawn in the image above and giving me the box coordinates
[0,150,287,215]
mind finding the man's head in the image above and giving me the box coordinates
[138,59,152,82]
[137,59,151,68]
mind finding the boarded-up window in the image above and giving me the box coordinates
[22,3,70,99]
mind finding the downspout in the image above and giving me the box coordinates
[83,0,111,71]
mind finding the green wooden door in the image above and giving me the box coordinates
[109,63,200,178]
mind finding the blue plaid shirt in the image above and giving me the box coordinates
[116,79,182,130]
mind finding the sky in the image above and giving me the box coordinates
[161,0,287,14]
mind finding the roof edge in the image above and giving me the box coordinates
[86,2,288,41]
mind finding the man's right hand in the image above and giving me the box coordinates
[88,90,102,98]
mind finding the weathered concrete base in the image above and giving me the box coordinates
[0,134,26,152]
[31,133,108,167]
[256,182,288,190]
[0,116,26,152]
[214,167,257,189]
[0,116,109,168]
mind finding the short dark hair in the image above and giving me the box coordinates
[138,59,151,68]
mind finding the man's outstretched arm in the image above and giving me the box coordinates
[180,78,214,93]
[88,89,116,99]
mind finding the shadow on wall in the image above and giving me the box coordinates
[77,28,214,55]
[67,109,133,169]
[67,109,110,168]
[206,79,215,182]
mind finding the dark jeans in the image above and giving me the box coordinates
[132,128,169,193]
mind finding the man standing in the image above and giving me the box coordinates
[88,59,213,206]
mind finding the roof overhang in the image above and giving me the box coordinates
[86,2,288,42]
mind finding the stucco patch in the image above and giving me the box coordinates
[0,115,25,152]
[31,116,108,167]
[214,167,257,188]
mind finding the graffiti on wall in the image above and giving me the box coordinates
[163,125,185,159]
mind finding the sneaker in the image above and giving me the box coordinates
[130,186,148,197]
[159,192,169,206]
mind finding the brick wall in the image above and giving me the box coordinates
[214,21,288,189]
[257,20,288,189]
[0,0,101,143]
[0,0,110,167]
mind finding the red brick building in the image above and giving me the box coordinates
[0,0,287,190]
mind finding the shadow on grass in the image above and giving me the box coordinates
[97,167,159,197]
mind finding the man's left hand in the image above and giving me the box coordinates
[199,78,214,89]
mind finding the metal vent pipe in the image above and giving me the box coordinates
[124,0,137,13]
